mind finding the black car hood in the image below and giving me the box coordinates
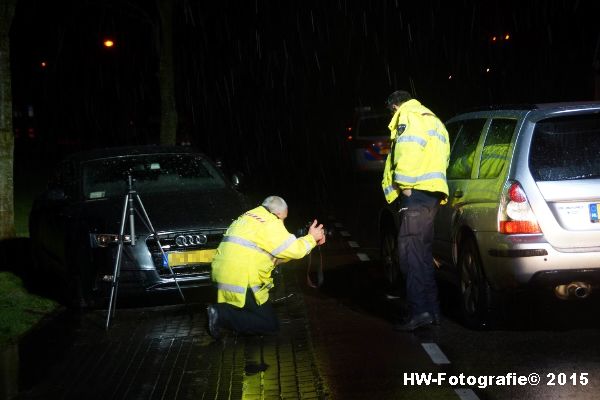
[81,189,246,234]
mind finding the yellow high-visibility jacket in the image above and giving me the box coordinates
[382,99,450,204]
[211,206,316,307]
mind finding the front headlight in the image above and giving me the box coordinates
[91,233,132,248]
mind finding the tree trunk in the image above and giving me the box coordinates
[157,0,177,145]
[0,0,16,240]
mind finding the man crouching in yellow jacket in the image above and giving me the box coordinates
[207,195,326,339]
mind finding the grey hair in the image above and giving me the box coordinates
[261,196,288,214]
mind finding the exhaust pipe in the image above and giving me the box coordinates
[554,282,592,300]
[573,285,590,299]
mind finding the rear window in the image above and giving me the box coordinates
[529,113,600,181]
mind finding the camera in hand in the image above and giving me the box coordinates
[296,222,330,238]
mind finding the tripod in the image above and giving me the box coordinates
[105,172,186,329]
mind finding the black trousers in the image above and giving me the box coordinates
[215,289,279,335]
[397,189,441,316]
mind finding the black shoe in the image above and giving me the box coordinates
[394,312,434,331]
[207,305,221,339]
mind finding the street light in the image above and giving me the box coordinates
[103,38,115,48]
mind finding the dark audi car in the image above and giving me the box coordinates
[29,146,248,306]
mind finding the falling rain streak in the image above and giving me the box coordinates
[8,1,599,203]
[255,30,261,59]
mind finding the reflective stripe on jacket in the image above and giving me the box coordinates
[381,99,450,204]
[211,206,317,307]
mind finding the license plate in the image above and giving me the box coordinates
[167,249,217,266]
[590,203,599,223]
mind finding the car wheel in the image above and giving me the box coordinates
[64,273,82,308]
[65,258,98,309]
[458,236,493,329]
[29,242,46,282]
[380,225,401,289]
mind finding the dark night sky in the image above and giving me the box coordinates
[9,0,600,192]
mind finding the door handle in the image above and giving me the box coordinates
[454,190,464,198]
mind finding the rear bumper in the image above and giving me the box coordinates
[475,232,600,290]
[528,269,600,289]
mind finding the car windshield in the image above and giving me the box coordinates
[529,113,600,181]
[357,115,389,138]
[82,153,227,200]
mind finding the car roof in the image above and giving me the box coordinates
[62,145,209,163]
[448,101,600,121]
[457,101,600,114]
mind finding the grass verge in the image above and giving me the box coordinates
[0,271,59,348]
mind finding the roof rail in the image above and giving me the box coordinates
[460,104,538,113]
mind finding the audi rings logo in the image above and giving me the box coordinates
[175,234,208,247]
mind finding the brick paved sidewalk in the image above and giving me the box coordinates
[15,262,326,400]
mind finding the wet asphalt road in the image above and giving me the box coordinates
[301,171,600,399]
[11,171,600,400]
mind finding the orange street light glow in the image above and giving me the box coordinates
[103,39,115,48]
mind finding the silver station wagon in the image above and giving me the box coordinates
[436,102,600,326]
[379,102,600,328]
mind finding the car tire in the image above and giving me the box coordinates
[29,242,65,301]
[64,273,84,309]
[65,258,98,310]
[458,236,495,329]
[29,242,46,286]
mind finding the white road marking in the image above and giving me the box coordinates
[421,343,450,365]
[356,253,370,261]
[347,241,359,248]
[454,388,480,400]
[340,231,351,237]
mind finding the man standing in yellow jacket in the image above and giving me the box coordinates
[382,90,450,331]
[208,196,326,338]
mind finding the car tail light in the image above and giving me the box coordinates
[498,181,541,234]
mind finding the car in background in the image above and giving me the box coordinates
[344,107,391,172]
[29,146,248,307]
[379,102,600,327]
[13,104,37,143]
